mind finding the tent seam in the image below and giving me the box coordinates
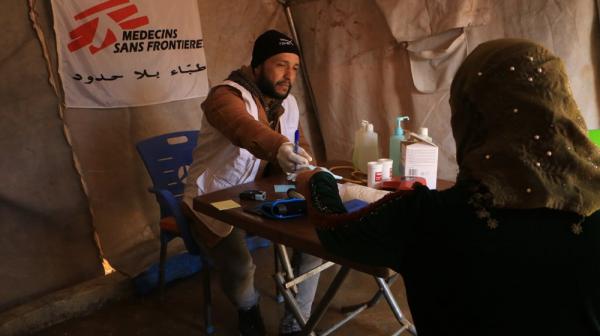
[27,0,114,275]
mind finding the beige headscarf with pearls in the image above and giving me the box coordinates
[450,38,600,216]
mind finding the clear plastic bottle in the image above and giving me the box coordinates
[359,123,380,173]
[389,116,409,176]
[352,120,369,171]
[353,121,380,173]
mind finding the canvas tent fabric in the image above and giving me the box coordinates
[30,0,319,279]
[0,0,104,311]
[1,0,598,315]
[292,0,599,182]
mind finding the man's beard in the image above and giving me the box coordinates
[257,73,292,100]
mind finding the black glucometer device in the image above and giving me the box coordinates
[245,198,306,219]
[239,190,267,201]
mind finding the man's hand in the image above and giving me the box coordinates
[277,142,312,173]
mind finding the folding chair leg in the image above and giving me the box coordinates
[158,237,167,299]
[203,265,214,334]
[275,249,285,303]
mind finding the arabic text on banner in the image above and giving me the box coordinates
[51,0,209,108]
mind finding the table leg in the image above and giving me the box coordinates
[340,274,399,313]
[274,272,312,335]
[300,266,351,336]
[375,277,417,335]
[275,250,285,303]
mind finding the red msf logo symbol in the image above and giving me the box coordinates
[67,0,149,54]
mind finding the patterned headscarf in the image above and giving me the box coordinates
[450,38,600,217]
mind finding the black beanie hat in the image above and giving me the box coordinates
[251,30,300,68]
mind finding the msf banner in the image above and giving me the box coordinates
[51,0,209,108]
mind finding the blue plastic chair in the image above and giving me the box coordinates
[136,130,214,335]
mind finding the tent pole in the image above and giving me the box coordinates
[280,0,324,156]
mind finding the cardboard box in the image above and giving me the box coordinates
[401,132,438,189]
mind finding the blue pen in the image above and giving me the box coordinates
[294,129,300,171]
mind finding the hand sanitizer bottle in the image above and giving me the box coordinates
[389,116,409,176]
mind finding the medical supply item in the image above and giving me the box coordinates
[378,158,393,181]
[367,161,383,188]
[418,127,432,142]
[274,184,296,193]
[248,198,306,219]
[239,190,267,201]
[380,176,427,191]
[353,121,379,173]
[402,131,438,189]
[352,120,368,172]
[389,116,409,176]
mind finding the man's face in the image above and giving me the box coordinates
[255,52,300,99]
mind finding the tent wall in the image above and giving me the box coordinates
[0,0,320,312]
[0,0,103,311]
[55,1,320,278]
[292,0,600,180]
[0,0,598,315]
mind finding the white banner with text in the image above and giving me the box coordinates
[51,0,209,108]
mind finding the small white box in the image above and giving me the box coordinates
[401,132,438,189]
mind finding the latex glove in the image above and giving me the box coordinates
[277,142,312,173]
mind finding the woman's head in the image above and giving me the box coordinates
[449,38,600,215]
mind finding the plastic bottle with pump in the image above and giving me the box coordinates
[389,116,409,176]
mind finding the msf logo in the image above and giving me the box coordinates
[67,0,149,55]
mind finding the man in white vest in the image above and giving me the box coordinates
[183,30,321,336]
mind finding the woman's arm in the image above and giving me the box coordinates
[297,171,423,269]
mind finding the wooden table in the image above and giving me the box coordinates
[193,174,453,335]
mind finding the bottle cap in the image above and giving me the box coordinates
[367,123,374,132]
[418,127,432,142]
[361,120,369,130]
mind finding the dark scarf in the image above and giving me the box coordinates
[227,66,283,129]
[450,38,600,216]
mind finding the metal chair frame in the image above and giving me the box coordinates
[136,130,214,334]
